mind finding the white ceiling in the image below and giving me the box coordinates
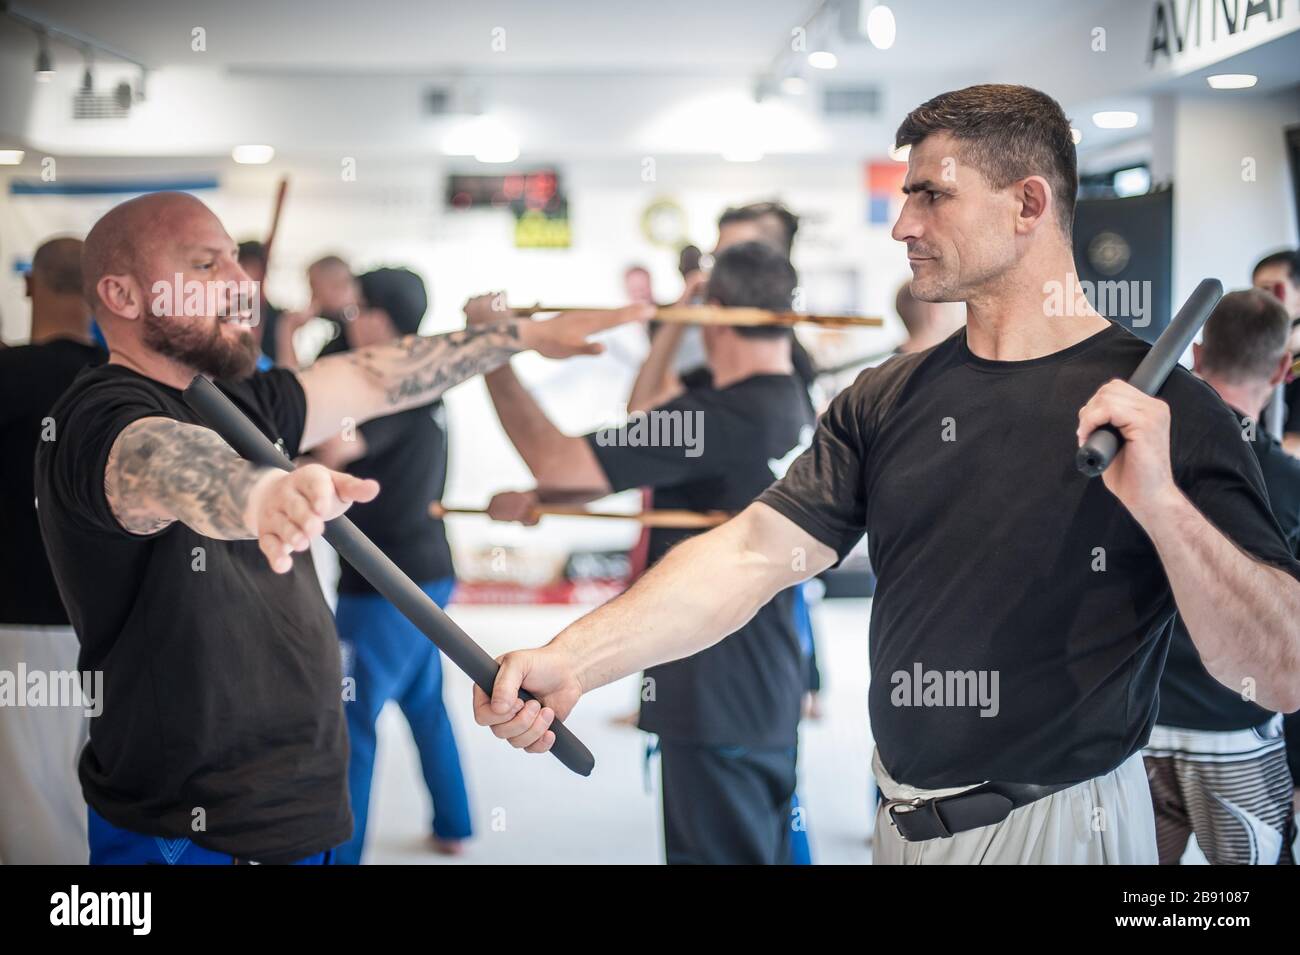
[1,0,1295,162]
[8,0,1079,75]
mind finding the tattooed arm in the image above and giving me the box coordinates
[296,304,653,451]
[105,417,378,572]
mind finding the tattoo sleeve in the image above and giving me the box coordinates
[104,417,269,538]
[344,321,522,409]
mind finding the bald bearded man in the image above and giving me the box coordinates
[33,192,647,864]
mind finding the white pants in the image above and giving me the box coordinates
[0,624,89,864]
[871,748,1158,864]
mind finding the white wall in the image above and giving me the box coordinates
[1168,88,1300,301]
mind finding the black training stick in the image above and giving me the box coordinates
[183,376,595,777]
[1076,278,1223,477]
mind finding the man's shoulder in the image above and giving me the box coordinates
[840,335,953,407]
[49,363,168,413]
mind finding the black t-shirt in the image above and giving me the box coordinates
[34,364,350,863]
[0,338,104,624]
[337,401,455,594]
[759,324,1300,788]
[1158,409,1300,731]
[587,374,813,747]
[1284,378,1300,437]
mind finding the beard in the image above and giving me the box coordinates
[142,311,259,380]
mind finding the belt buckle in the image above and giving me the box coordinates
[883,795,926,839]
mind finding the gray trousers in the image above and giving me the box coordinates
[0,624,89,864]
[871,748,1158,864]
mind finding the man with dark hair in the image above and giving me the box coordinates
[474,85,1300,865]
[1250,249,1300,457]
[0,237,104,864]
[309,267,472,863]
[630,200,807,412]
[236,240,281,368]
[1143,289,1300,864]
[717,201,800,256]
[32,191,646,865]
[475,241,813,864]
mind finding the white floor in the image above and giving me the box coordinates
[362,598,877,864]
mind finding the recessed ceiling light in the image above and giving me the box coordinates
[808,50,838,70]
[1207,73,1257,90]
[475,141,520,164]
[232,144,275,164]
[865,4,896,50]
[0,150,25,165]
[1092,111,1138,129]
[1070,127,1083,145]
[889,143,910,162]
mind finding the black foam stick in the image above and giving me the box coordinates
[1076,278,1224,477]
[183,376,595,777]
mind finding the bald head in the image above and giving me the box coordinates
[81,192,259,378]
[30,238,84,297]
[82,191,219,312]
[26,236,91,343]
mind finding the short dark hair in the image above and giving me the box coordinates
[706,241,797,339]
[31,237,84,296]
[895,84,1078,236]
[1199,288,1291,385]
[1252,249,1300,286]
[237,240,268,266]
[717,201,799,255]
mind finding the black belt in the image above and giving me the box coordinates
[883,779,1075,842]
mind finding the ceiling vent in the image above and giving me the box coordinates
[822,86,880,116]
[73,85,132,120]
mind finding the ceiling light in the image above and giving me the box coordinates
[889,143,911,162]
[1092,110,1138,129]
[865,5,896,50]
[441,116,520,163]
[232,144,275,164]
[1206,73,1257,90]
[0,150,26,165]
[808,50,838,70]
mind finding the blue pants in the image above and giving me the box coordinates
[788,584,816,865]
[335,577,471,864]
[87,807,333,865]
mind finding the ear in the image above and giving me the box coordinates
[1268,349,1291,388]
[1191,341,1203,375]
[96,274,145,321]
[1015,176,1054,235]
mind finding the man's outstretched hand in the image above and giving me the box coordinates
[463,292,654,359]
[246,463,379,573]
[472,645,584,754]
